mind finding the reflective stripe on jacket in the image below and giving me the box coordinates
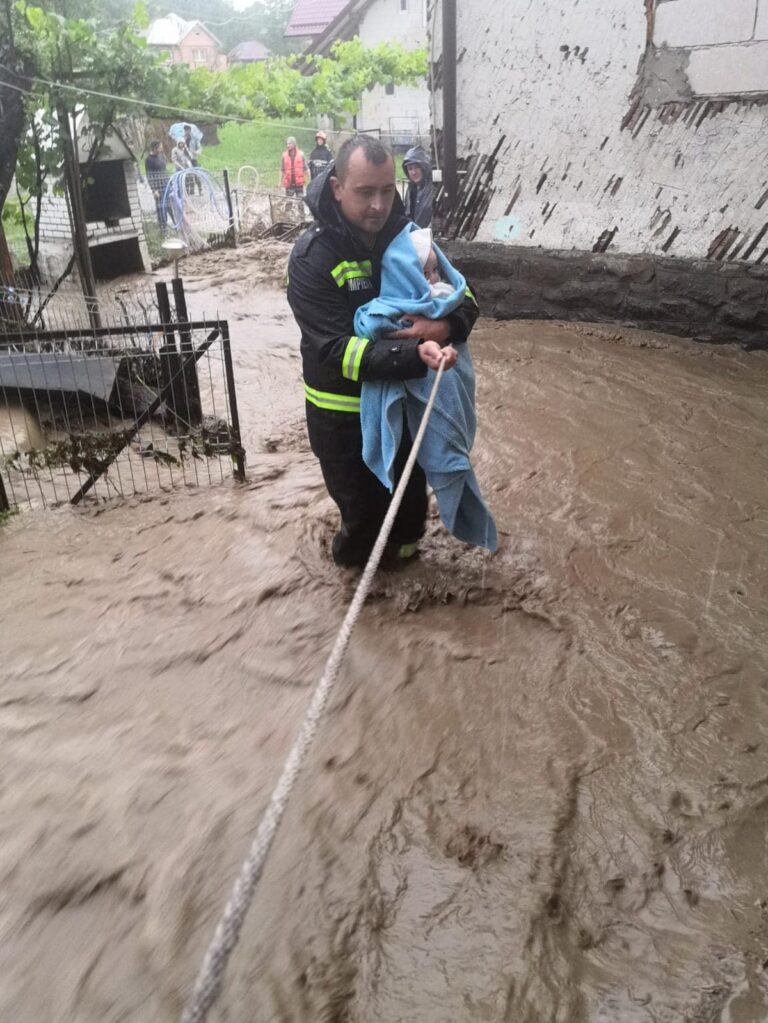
[287,163,479,415]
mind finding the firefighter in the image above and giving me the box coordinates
[286,134,479,568]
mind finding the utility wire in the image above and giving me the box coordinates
[0,63,321,133]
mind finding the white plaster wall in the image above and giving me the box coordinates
[357,0,430,140]
[435,0,768,260]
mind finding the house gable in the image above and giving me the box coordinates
[178,21,222,51]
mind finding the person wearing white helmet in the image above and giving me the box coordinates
[308,130,333,180]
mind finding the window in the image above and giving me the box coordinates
[385,82,395,95]
[192,48,208,62]
[83,160,131,223]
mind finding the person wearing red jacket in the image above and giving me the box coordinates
[280,136,308,197]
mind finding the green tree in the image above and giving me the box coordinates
[185,37,428,122]
[5,2,187,299]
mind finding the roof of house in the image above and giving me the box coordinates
[146,13,222,49]
[285,0,350,37]
[228,40,272,62]
[300,0,377,55]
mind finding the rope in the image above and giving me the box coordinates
[180,357,447,1023]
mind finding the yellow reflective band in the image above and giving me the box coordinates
[330,260,372,287]
[341,336,369,382]
[464,285,478,307]
[304,384,361,413]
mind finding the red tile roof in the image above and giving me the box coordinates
[285,0,350,37]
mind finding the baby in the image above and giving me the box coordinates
[409,227,456,298]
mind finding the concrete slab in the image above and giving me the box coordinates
[653,0,757,47]
[687,40,768,94]
[755,0,768,39]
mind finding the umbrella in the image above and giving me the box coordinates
[168,122,203,143]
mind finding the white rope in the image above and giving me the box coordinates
[181,357,447,1023]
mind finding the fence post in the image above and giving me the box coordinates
[156,281,186,426]
[0,471,10,514]
[171,276,202,427]
[222,168,237,248]
[220,320,245,482]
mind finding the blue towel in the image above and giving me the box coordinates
[354,223,497,551]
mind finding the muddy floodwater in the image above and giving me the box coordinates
[2,242,767,1023]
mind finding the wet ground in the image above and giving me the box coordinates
[2,240,768,1022]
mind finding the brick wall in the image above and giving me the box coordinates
[37,160,150,274]
[654,0,768,95]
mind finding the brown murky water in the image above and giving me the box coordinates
[2,241,768,1023]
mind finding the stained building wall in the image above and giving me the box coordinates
[433,0,768,263]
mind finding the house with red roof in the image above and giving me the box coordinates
[146,14,227,71]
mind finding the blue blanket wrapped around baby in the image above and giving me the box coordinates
[353,223,497,551]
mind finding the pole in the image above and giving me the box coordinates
[57,99,101,329]
[222,168,236,248]
[0,470,10,514]
[156,280,185,425]
[172,276,202,427]
[442,0,458,231]
[220,321,245,481]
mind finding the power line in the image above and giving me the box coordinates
[0,65,320,134]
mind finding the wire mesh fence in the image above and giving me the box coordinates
[0,277,244,512]
[138,167,236,265]
[138,166,310,257]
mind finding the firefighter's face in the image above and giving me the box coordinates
[331,149,396,239]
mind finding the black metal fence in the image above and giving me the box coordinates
[0,278,244,511]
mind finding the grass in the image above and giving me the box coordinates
[200,121,318,187]
[198,121,408,186]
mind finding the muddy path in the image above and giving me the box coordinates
[1,242,767,1022]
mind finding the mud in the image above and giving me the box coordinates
[1,241,767,1023]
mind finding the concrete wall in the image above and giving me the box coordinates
[358,0,430,144]
[432,0,768,262]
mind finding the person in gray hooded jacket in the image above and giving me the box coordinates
[402,145,434,228]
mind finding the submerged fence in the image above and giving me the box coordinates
[0,278,244,512]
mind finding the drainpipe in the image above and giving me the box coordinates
[442,0,457,222]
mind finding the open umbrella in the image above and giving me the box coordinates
[168,122,203,143]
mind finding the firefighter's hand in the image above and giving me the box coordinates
[388,315,451,345]
[418,341,457,370]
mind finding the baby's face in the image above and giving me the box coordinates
[423,249,440,285]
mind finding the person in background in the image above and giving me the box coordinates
[144,140,169,230]
[402,145,434,228]
[183,123,202,195]
[171,138,195,195]
[308,130,333,180]
[183,123,201,166]
[281,136,308,197]
[171,138,192,172]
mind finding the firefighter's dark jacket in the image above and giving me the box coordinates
[287,162,479,415]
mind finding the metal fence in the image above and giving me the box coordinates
[0,277,244,512]
[138,167,310,257]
